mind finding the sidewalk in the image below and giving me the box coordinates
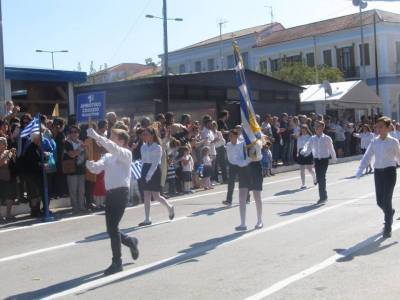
[1,155,362,218]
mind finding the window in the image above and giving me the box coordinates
[336,46,356,78]
[179,64,186,74]
[242,52,249,68]
[207,58,215,71]
[323,50,332,67]
[306,53,315,67]
[270,58,280,72]
[259,60,268,73]
[396,41,400,63]
[195,61,202,72]
[359,43,370,66]
[283,54,302,64]
[227,55,235,69]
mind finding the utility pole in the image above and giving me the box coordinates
[265,5,274,25]
[0,0,6,115]
[218,20,228,70]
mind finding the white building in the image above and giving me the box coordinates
[165,9,400,119]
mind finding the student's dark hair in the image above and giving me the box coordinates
[156,113,165,122]
[362,124,371,132]
[376,116,391,128]
[98,119,108,130]
[112,128,129,146]
[145,127,161,145]
[230,129,239,136]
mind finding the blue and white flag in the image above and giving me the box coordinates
[20,117,40,138]
[131,160,142,180]
[232,42,262,145]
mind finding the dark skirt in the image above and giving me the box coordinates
[0,180,11,204]
[202,165,213,178]
[182,171,192,182]
[141,163,162,192]
[239,161,263,191]
[297,153,314,165]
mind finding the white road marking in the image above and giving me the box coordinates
[0,177,349,264]
[42,192,375,299]
[0,175,302,235]
[243,221,400,300]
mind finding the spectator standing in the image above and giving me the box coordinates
[0,138,16,222]
[212,121,227,183]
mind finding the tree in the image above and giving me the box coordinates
[145,58,157,67]
[261,62,343,86]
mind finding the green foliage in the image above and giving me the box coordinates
[260,62,344,86]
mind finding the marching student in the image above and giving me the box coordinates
[235,139,264,231]
[353,124,375,174]
[301,120,337,204]
[86,127,139,276]
[139,127,175,226]
[356,116,400,238]
[296,125,317,189]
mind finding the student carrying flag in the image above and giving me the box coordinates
[232,42,264,231]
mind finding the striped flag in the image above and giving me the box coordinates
[131,160,142,180]
[232,42,262,145]
[20,117,40,138]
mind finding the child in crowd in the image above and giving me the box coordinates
[180,146,194,194]
[0,137,16,222]
[262,141,273,177]
[356,116,400,238]
[201,146,213,190]
[167,154,177,196]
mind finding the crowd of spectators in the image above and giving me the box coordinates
[0,99,392,223]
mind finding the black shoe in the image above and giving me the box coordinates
[317,198,327,205]
[128,237,139,260]
[138,221,152,227]
[169,206,175,220]
[103,261,123,276]
[391,209,396,226]
[383,226,392,239]
[222,200,232,206]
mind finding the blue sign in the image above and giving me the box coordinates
[76,91,106,123]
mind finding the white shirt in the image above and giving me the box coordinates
[86,135,132,191]
[390,131,400,140]
[356,136,400,177]
[203,155,212,166]
[181,155,194,172]
[247,140,263,162]
[141,143,162,180]
[334,124,346,142]
[214,130,226,148]
[201,127,216,156]
[354,132,375,150]
[301,134,337,161]
[226,141,247,167]
[297,135,312,153]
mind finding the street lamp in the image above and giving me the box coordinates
[352,0,368,81]
[146,0,183,112]
[35,49,69,69]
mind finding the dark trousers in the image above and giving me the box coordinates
[167,178,176,195]
[226,164,240,203]
[85,180,95,208]
[314,158,329,200]
[374,167,396,227]
[105,187,133,263]
[214,146,228,182]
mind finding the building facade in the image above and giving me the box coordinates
[165,10,399,119]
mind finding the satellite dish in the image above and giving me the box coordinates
[352,0,367,9]
[322,80,333,96]
[352,0,360,6]
[361,1,368,9]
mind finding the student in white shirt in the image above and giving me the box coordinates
[236,139,264,231]
[139,127,175,227]
[301,120,337,204]
[356,117,400,238]
[86,128,139,276]
[201,146,213,190]
[353,124,375,174]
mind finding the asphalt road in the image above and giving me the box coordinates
[1,160,399,300]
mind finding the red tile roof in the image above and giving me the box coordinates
[255,9,400,48]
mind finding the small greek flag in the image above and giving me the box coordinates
[131,160,142,180]
[20,117,40,138]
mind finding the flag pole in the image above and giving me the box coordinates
[38,113,54,222]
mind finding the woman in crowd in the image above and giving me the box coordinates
[0,137,16,222]
[64,125,86,213]
[211,120,227,183]
[139,127,175,226]
[296,125,317,189]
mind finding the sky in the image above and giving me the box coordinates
[3,0,400,73]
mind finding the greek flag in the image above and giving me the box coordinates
[20,117,40,138]
[232,42,262,145]
[131,160,142,180]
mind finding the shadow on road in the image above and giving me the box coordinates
[278,203,322,216]
[190,206,234,217]
[5,231,247,299]
[274,189,303,196]
[334,234,398,263]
